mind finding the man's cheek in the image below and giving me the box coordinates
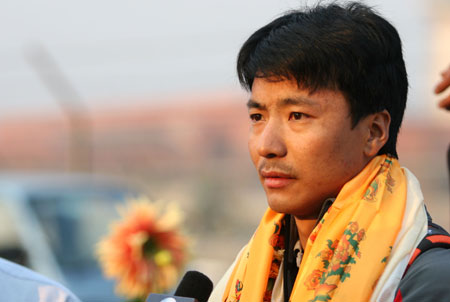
[248,141,260,164]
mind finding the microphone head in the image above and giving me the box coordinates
[174,271,213,302]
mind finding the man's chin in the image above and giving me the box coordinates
[267,197,297,215]
[266,196,321,218]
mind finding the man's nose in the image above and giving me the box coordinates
[257,121,287,158]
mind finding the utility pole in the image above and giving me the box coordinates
[25,44,92,172]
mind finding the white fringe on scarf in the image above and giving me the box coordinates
[370,168,428,302]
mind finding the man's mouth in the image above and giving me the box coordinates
[260,171,296,189]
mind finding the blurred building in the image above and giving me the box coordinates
[0,91,448,220]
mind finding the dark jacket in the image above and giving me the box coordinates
[395,220,450,302]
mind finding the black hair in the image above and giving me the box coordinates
[237,2,407,158]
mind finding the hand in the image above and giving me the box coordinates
[434,65,450,110]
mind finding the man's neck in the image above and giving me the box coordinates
[293,198,335,250]
[294,217,317,250]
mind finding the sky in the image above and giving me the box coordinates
[0,0,448,123]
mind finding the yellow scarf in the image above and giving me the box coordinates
[222,155,407,302]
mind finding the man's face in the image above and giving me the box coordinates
[248,78,370,219]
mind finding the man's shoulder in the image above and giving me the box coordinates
[397,242,450,301]
[0,257,81,302]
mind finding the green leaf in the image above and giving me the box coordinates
[274,223,280,234]
[349,238,359,250]
[329,267,344,277]
[321,271,328,281]
[315,294,332,301]
[341,272,351,282]
[326,239,333,249]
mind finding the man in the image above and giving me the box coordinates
[0,257,81,302]
[210,2,450,302]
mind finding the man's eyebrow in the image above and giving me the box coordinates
[281,96,319,107]
[246,96,319,110]
[247,99,266,110]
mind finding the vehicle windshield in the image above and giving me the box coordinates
[28,188,128,268]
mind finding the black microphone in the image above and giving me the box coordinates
[146,271,214,302]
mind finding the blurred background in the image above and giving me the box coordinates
[0,0,448,300]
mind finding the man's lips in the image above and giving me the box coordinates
[260,171,296,189]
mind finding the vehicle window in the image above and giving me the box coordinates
[28,190,127,268]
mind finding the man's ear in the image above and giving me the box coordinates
[363,110,391,157]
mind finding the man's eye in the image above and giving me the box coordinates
[250,113,263,122]
[289,112,306,120]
